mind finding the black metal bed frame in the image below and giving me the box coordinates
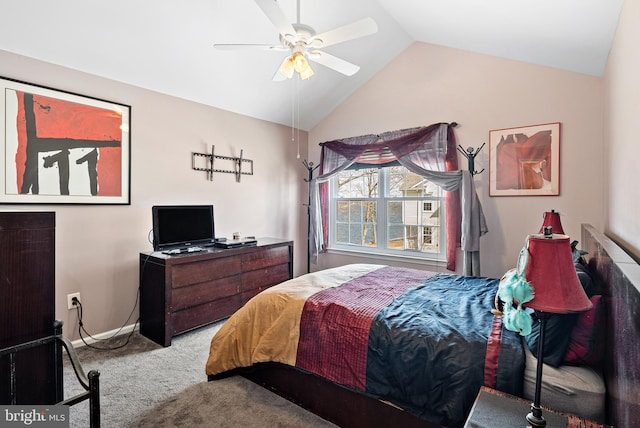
[0,320,100,427]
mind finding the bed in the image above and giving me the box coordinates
[206,224,640,428]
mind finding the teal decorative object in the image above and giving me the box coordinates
[498,269,535,336]
[497,241,535,336]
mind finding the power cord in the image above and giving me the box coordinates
[72,292,139,351]
[71,251,153,350]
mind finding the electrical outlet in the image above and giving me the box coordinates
[67,292,81,310]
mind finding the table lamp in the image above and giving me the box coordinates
[538,209,564,235]
[522,228,592,427]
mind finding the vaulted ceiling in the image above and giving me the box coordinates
[0,0,623,130]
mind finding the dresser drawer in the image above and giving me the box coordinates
[171,256,241,288]
[241,263,291,293]
[242,245,290,272]
[171,295,242,335]
[171,275,240,311]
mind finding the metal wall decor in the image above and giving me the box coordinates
[457,143,485,176]
[192,145,253,182]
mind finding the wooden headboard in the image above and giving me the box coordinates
[581,224,640,427]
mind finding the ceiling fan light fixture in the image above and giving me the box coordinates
[279,56,295,79]
[292,52,309,73]
[300,64,314,80]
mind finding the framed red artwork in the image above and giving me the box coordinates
[1,76,131,204]
[488,122,560,196]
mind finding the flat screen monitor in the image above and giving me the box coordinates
[152,205,215,251]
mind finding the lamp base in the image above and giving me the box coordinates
[526,404,547,427]
[527,313,549,427]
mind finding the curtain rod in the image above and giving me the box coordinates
[319,122,459,146]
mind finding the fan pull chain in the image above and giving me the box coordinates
[296,76,300,159]
[291,77,295,146]
[290,76,300,159]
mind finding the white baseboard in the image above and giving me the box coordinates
[70,323,139,348]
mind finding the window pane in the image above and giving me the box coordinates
[405,225,420,250]
[349,223,377,247]
[334,200,377,247]
[337,169,378,198]
[424,226,433,244]
[388,201,403,224]
[422,226,440,252]
[363,223,376,246]
[350,201,362,222]
[388,167,442,198]
[386,200,441,253]
[364,201,377,223]
[337,201,349,222]
[388,225,404,248]
[363,201,377,246]
[388,166,406,197]
[336,223,349,244]
[349,224,362,245]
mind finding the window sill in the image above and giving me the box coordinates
[325,247,448,271]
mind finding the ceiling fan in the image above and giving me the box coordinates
[214,0,378,81]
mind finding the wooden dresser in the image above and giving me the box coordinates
[139,238,293,346]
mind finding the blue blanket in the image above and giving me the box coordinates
[366,274,524,427]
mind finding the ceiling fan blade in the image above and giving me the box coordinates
[254,0,297,39]
[307,51,360,76]
[213,43,287,51]
[309,17,377,49]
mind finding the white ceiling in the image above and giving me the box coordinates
[0,0,623,131]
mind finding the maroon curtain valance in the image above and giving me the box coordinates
[320,123,447,165]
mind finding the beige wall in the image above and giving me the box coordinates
[309,42,604,279]
[604,0,640,261]
[0,50,308,340]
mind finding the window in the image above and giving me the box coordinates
[330,165,444,258]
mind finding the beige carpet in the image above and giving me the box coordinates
[131,377,336,427]
[63,321,337,427]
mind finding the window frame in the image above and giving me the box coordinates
[328,165,446,261]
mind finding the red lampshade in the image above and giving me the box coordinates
[538,210,564,235]
[523,234,592,314]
